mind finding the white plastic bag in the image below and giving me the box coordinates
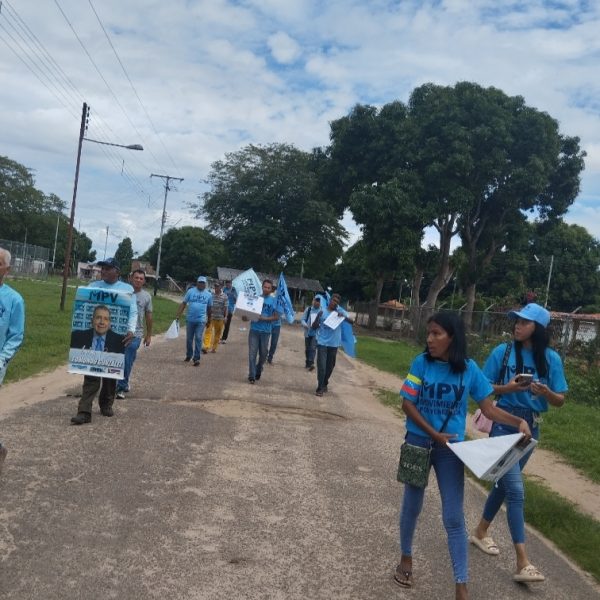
[165,319,179,340]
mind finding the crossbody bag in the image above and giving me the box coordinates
[397,373,464,488]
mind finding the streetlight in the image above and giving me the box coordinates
[59,102,143,310]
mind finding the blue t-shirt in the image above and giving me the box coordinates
[0,283,25,365]
[302,307,320,338]
[250,296,281,333]
[316,306,349,347]
[183,288,213,323]
[483,342,568,413]
[88,279,137,334]
[223,286,237,312]
[400,354,493,441]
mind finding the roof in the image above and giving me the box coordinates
[216,267,323,293]
[379,300,407,310]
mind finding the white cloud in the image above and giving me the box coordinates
[268,31,302,64]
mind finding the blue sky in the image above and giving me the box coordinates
[1,0,599,258]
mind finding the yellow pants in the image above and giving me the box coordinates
[203,319,225,352]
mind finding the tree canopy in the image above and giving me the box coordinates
[196,143,347,274]
[115,237,134,276]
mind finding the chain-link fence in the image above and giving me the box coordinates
[0,239,49,278]
[353,302,600,362]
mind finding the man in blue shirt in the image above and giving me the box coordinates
[71,257,138,425]
[175,276,213,366]
[313,293,353,396]
[0,248,25,470]
[301,296,320,371]
[248,279,281,384]
[220,280,237,344]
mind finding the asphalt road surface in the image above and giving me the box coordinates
[0,322,598,599]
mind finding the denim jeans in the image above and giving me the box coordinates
[305,335,317,367]
[481,407,540,544]
[267,326,281,362]
[316,345,337,391]
[248,329,270,379]
[399,432,468,583]
[186,321,206,361]
[117,335,141,392]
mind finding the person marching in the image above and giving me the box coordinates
[470,303,567,584]
[175,276,212,366]
[202,281,228,353]
[220,280,237,344]
[116,269,153,399]
[395,312,531,600]
[301,296,320,371]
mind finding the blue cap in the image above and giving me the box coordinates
[197,276,207,283]
[96,257,120,270]
[508,303,550,328]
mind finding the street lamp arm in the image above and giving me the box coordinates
[83,137,143,151]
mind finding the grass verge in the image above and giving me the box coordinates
[4,277,178,384]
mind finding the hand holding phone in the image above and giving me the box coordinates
[515,373,534,386]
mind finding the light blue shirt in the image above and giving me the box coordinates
[0,283,25,366]
[250,296,281,333]
[88,279,137,334]
[302,306,320,338]
[183,288,213,323]
[400,354,494,441]
[483,342,568,413]
[316,306,349,347]
[223,286,237,312]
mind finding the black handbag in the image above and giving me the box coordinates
[397,373,464,488]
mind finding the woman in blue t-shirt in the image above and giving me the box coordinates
[470,303,567,584]
[395,312,531,600]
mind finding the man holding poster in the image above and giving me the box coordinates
[70,258,137,425]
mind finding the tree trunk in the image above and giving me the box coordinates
[368,276,385,329]
[463,282,477,332]
[424,220,455,318]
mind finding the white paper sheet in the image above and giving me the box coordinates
[323,311,345,330]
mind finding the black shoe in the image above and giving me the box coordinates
[315,389,324,397]
[308,365,315,372]
[202,348,208,354]
[248,377,255,384]
[323,385,328,393]
[100,407,114,417]
[255,371,262,381]
[267,359,273,365]
[71,412,91,425]
[184,357,191,362]
[193,360,200,366]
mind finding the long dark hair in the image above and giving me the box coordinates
[424,312,467,373]
[514,322,550,378]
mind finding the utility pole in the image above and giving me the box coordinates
[544,254,555,308]
[52,212,60,270]
[103,226,109,260]
[150,173,183,296]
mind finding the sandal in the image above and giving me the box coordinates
[393,563,413,588]
[514,564,545,583]
[469,532,499,555]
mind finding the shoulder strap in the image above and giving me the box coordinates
[497,342,513,384]
[439,372,464,433]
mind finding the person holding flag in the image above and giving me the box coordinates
[267,273,296,365]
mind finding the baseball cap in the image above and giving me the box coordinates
[96,257,120,270]
[197,276,207,283]
[508,303,550,328]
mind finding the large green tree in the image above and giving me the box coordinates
[196,143,347,274]
[115,237,134,276]
[142,226,228,283]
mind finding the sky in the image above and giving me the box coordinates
[1,0,600,261]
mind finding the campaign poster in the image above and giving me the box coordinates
[68,286,131,379]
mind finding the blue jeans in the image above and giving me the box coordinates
[248,329,269,379]
[117,335,141,392]
[316,345,337,391]
[482,407,540,544]
[305,335,317,367]
[399,432,468,583]
[186,321,206,361]
[267,326,281,362]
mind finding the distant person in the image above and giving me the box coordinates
[71,258,137,425]
[203,281,227,353]
[470,303,567,584]
[312,293,353,396]
[70,305,125,352]
[175,276,212,366]
[116,269,153,399]
[301,296,320,371]
[0,247,25,471]
[247,279,281,383]
[395,312,531,600]
[220,280,237,344]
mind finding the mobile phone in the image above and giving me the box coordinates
[516,373,534,384]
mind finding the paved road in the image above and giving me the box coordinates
[0,323,598,599]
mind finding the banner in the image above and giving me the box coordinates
[341,321,356,358]
[232,268,262,299]
[275,272,295,324]
[68,286,131,379]
[234,291,264,320]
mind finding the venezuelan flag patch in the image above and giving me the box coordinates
[400,373,421,399]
